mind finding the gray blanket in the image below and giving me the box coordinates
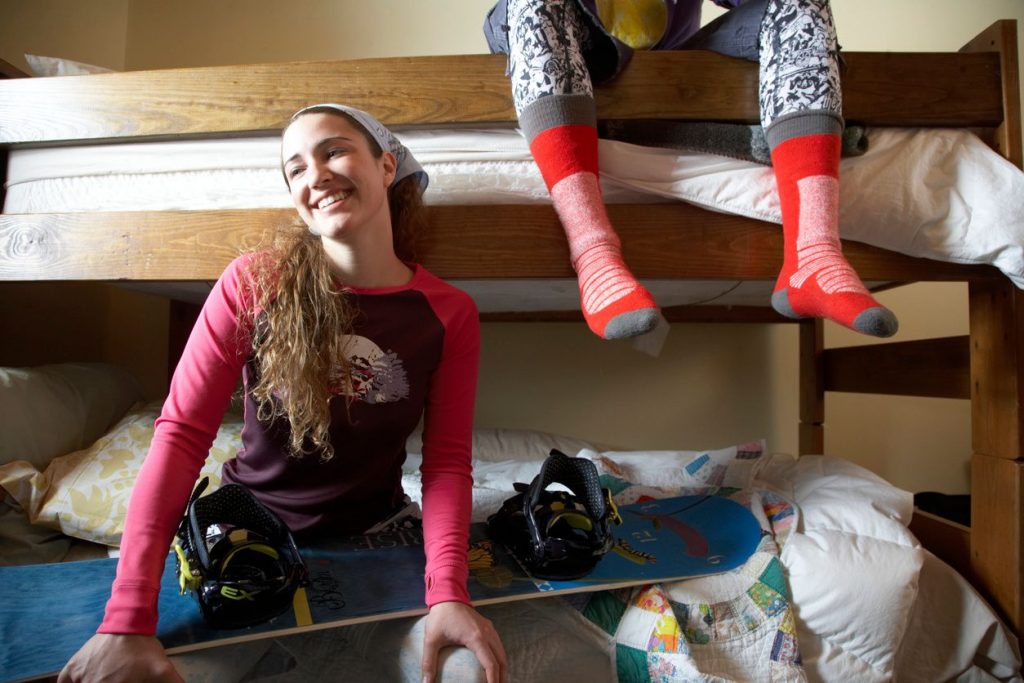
[600,119,868,165]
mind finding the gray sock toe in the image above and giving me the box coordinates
[853,307,899,338]
[603,307,660,340]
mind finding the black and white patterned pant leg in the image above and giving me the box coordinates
[758,0,842,142]
[507,0,593,116]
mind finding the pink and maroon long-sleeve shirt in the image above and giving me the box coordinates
[99,254,479,634]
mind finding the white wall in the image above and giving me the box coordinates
[2,0,1020,495]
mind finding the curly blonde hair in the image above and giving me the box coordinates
[244,109,427,460]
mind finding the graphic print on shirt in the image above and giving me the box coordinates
[331,334,410,404]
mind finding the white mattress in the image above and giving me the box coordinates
[6,127,1024,292]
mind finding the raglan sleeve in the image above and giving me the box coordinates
[98,255,257,634]
[418,289,480,607]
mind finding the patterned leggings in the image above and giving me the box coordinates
[506,0,842,132]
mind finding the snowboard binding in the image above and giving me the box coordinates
[174,477,308,629]
[487,449,621,580]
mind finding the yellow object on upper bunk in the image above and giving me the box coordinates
[595,0,668,49]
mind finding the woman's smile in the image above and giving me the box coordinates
[316,188,353,211]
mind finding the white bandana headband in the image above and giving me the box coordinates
[291,103,428,193]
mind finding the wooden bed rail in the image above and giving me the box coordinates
[821,336,970,398]
[0,49,1005,146]
[0,204,1005,283]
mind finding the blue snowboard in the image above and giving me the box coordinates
[0,494,761,682]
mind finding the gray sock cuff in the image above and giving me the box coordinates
[520,94,597,143]
[765,111,844,150]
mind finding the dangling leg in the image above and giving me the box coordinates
[760,0,898,337]
[508,0,659,340]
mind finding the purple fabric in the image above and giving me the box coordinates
[483,0,764,83]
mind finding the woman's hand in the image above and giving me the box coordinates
[58,633,184,683]
[420,601,507,683]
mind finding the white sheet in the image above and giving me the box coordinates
[6,127,1024,288]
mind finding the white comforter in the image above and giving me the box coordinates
[400,439,1021,682]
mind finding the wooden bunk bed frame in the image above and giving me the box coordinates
[1,21,1021,638]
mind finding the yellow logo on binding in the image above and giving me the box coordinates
[220,585,258,601]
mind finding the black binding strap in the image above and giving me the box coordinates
[488,449,620,580]
[174,477,308,629]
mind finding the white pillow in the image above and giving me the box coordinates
[23,54,113,77]
[0,401,242,546]
[0,363,143,469]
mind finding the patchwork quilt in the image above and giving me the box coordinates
[566,445,806,682]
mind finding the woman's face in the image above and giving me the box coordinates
[281,112,397,241]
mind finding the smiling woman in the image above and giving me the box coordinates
[282,107,397,245]
[56,105,507,683]
[257,105,424,461]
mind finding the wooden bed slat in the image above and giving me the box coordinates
[0,206,1005,282]
[823,336,970,399]
[0,51,1003,145]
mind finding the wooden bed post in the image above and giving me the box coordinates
[960,20,1022,169]
[961,18,1024,637]
[798,319,824,455]
[969,279,1024,635]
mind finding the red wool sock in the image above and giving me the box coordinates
[531,124,659,340]
[770,134,898,337]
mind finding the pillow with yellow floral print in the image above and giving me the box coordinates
[0,401,243,547]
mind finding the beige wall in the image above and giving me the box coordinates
[0,0,129,73]
[476,322,782,451]
[1,0,1021,495]
[122,0,495,68]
